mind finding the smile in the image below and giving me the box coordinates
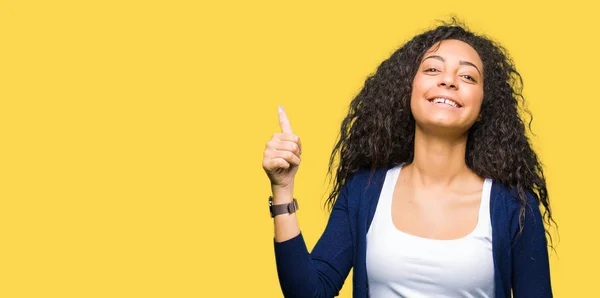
[428,97,462,108]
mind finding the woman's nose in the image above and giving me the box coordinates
[438,74,457,89]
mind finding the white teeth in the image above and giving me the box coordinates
[431,98,459,108]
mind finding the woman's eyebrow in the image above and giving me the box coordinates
[423,55,481,75]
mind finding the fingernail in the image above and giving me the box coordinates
[278,105,284,113]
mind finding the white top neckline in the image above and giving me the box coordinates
[385,164,493,243]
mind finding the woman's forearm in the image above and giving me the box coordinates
[272,184,301,242]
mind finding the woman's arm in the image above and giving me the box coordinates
[272,183,301,243]
[273,177,355,298]
[511,192,553,297]
[264,107,354,297]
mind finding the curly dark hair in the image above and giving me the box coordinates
[325,18,556,247]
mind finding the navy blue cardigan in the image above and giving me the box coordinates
[274,167,552,297]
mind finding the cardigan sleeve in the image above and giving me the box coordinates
[511,191,553,297]
[273,176,356,298]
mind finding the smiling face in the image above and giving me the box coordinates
[410,39,484,136]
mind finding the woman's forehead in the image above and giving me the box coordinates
[422,39,483,68]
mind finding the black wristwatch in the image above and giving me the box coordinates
[269,196,299,218]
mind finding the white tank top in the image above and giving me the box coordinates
[366,165,495,298]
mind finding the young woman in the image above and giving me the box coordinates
[262,20,554,298]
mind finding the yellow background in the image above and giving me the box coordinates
[1,0,597,297]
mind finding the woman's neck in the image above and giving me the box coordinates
[405,127,473,190]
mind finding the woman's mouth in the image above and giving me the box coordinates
[428,97,462,108]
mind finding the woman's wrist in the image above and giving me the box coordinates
[271,183,295,204]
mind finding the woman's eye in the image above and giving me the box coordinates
[425,68,438,72]
[462,75,476,82]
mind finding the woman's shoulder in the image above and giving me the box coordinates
[345,166,395,207]
[491,181,539,210]
[490,180,545,234]
[344,166,392,189]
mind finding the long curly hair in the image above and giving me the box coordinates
[325,18,556,246]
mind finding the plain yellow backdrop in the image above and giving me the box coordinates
[1,0,598,297]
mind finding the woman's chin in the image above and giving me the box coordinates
[416,119,471,136]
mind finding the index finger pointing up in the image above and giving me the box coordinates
[278,106,293,134]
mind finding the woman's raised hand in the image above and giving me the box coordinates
[262,106,302,192]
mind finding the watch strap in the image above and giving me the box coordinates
[269,196,299,218]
